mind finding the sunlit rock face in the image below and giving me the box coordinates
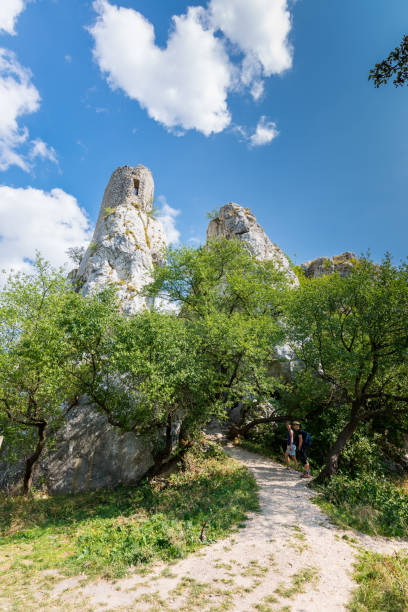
[301,252,356,279]
[70,165,167,313]
[207,203,299,286]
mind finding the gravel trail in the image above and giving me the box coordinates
[55,445,408,611]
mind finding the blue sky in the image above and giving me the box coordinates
[0,0,407,273]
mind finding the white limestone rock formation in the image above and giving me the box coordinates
[301,252,356,279]
[207,203,299,286]
[35,166,167,494]
[70,165,167,313]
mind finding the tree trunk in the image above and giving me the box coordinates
[315,405,361,484]
[23,421,46,495]
[146,415,174,478]
[228,414,287,439]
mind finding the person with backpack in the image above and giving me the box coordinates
[293,421,312,478]
[284,422,298,471]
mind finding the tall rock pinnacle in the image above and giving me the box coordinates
[207,203,299,285]
[72,165,167,313]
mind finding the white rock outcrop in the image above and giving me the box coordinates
[207,203,299,286]
[301,252,356,279]
[71,165,167,313]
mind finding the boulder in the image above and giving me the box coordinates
[38,398,155,493]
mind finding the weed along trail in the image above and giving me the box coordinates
[46,446,406,611]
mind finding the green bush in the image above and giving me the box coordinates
[318,473,408,537]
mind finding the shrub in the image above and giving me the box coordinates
[318,473,408,537]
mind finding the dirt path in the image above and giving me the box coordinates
[55,446,408,611]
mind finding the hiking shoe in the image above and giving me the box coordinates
[301,473,311,478]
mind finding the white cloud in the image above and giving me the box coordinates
[210,0,292,75]
[0,185,93,273]
[0,0,27,35]
[90,0,294,139]
[241,55,264,100]
[29,138,58,164]
[0,49,56,172]
[249,116,279,146]
[90,0,233,136]
[235,116,279,147]
[157,195,180,245]
[0,49,40,171]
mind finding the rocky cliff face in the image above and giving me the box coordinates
[70,165,167,313]
[301,252,356,279]
[207,203,299,286]
[37,165,166,493]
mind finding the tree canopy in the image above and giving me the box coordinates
[0,257,80,492]
[286,255,408,480]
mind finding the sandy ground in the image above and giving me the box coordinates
[50,445,408,611]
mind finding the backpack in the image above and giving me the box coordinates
[304,432,312,447]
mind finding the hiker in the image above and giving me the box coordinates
[293,421,311,478]
[284,422,298,471]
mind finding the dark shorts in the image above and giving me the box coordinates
[299,446,309,465]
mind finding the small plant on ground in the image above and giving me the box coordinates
[275,566,319,599]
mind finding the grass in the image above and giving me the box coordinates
[0,443,258,609]
[349,550,408,611]
[275,566,319,599]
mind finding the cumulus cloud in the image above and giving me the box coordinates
[0,185,93,274]
[0,49,56,171]
[0,49,40,170]
[234,116,279,147]
[0,0,27,35]
[249,116,279,146]
[90,0,233,136]
[90,0,294,137]
[209,0,292,97]
[157,196,181,245]
[0,49,57,172]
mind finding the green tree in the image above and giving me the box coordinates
[147,238,290,432]
[369,35,408,87]
[0,258,79,493]
[59,287,223,472]
[286,255,408,481]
